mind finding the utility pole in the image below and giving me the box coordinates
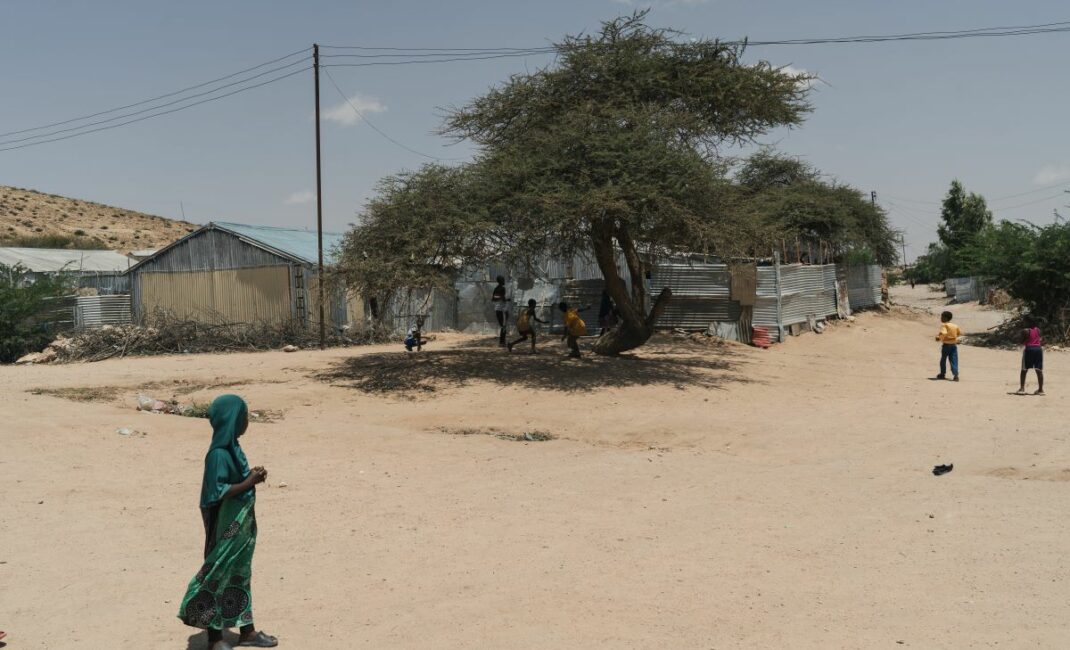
[900,234,908,266]
[870,190,877,206]
[313,43,326,349]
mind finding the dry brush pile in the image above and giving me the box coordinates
[39,313,392,363]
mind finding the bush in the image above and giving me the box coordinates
[0,264,73,363]
[965,220,1070,333]
[0,233,108,249]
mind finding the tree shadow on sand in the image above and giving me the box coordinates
[317,335,752,395]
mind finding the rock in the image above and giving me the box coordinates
[282,345,299,353]
[278,481,288,488]
[36,348,57,363]
[15,352,43,364]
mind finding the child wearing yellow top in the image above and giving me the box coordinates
[558,301,587,359]
[935,310,961,381]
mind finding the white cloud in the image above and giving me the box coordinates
[1033,164,1070,185]
[284,190,316,205]
[322,94,387,127]
[779,64,820,89]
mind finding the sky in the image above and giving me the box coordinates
[1,0,1069,262]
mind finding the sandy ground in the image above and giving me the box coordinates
[1,293,1067,649]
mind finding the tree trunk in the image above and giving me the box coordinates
[588,223,672,355]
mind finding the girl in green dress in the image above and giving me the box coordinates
[179,395,278,649]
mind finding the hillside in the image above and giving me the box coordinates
[0,185,197,252]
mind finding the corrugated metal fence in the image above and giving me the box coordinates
[847,264,883,310]
[385,256,883,345]
[43,294,132,331]
[945,276,987,303]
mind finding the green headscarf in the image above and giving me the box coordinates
[199,394,252,509]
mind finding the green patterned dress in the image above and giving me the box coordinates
[178,394,259,631]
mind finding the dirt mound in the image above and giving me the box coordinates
[0,185,196,251]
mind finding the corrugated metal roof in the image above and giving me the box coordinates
[214,222,345,265]
[0,247,132,273]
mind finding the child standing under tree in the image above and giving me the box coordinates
[508,299,547,354]
[559,301,587,359]
[934,310,961,381]
[492,275,509,346]
[1017,316,1045,395]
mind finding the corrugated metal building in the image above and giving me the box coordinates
[0,247,132,294]
[129,222,361,328]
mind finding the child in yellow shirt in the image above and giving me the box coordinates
[558,301,587,359]
[934,310,961,381]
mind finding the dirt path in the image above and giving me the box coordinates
[1,307,1066,649]
[891,283,1009,334]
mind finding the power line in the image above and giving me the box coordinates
[743,21,1070,45]
[996,191,1069,211]
[320,48,556,60]
[0,47,309,139]
[322,51,558,68]
[0,66,309,153]
[886,178,1070,211]
[321,67,462,162]
[989,178,1070,202]
[0,57,311,147]
[321,19,1070,53]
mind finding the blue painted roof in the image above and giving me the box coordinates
[214,221,346,265]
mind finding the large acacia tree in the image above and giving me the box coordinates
[442,13,812,354]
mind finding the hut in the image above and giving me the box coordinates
[128,221,361,328]
[0,247,132,294]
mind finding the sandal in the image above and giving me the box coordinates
[238,631,278,647]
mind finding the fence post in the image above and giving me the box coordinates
[774,251,784,342]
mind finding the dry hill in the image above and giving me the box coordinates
[0,185,196,252]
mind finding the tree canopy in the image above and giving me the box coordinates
[339,13,899,354]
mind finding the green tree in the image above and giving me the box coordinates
[442,13,812,354]
[735,152,899,265]
[910,242,953,284]
[937,180,992,270]
[336,165,493,323]
[0,263,72,363]
[964,220,1070,326]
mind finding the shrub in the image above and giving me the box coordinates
[0,264,73,363]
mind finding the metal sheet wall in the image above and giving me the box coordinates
[778,264,837,326]
[135,228,288,273]
[650,261,738,329]
[946,276,979,302]
[135,267,292,324]
[74,295,132,328]
[751,264,840,342]
[847,264,882,309]
[381,287,458,333]
[40,295,131,330]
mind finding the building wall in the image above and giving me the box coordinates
[136,267,292,324]
[135,228,284,273]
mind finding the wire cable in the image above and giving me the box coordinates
[322,51,557,68]
[0,66,309,153]
[0,57,310,147]
[0,47,309,139]
[321,67,463,162]
[321,19,1070,53]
